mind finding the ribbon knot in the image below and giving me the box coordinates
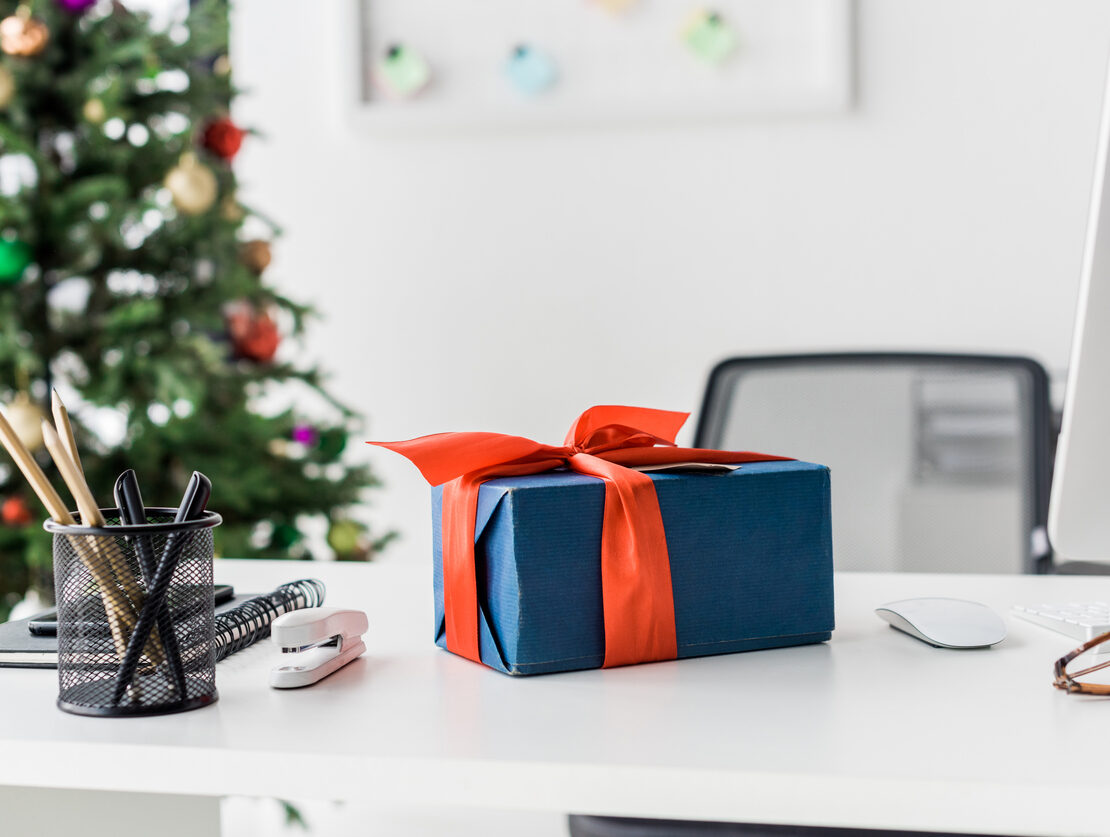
[370,406,789,669]
[569,425,675,456]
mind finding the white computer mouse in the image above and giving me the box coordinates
[875,597,1007,649]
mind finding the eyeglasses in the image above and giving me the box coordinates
[1054,631,1110,695]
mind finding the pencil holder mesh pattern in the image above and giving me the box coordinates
[47,508,222,717]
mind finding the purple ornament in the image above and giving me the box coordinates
[292,424,318,446]
[56,0,97,13]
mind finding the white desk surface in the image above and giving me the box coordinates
[3,559,1110,836]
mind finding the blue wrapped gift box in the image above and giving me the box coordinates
[431,459,833,675]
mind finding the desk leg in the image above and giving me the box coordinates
[0,786,220,837]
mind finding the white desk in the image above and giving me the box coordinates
[3,559,1110,837]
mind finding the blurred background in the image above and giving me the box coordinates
[231,0,1110,556]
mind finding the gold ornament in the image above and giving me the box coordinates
[239,240,272,274]
[0,8,49,58]
[213,55,232,76]
[0,65,14,109]
[82,98,106,124]
[220,194,244,222]
[267,438,290,457]
[4,392,45,453]
[164,152,217,215]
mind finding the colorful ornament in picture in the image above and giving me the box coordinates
[376,43,431,100]
[0,8,48,57]
[0,65,14,109]
[226,301,281,363]
[55,0,97,14]
[201,116,246,162]
[4,392,45,453]
[0,238,32,283]
[505,45,558,97]
[1,495,32,527]
[682,10,737,65]
[240,239,272,274]
[164,152,218,215]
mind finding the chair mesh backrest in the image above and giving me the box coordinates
[695,354,1051,574]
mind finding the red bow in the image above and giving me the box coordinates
[370,406,790,668]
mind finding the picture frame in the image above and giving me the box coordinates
[343,0,854,131]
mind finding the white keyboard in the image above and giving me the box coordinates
[1012,602,1110,643]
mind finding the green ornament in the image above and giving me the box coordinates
[683,11,737,65]
[317,428,347,459]
[0,239,32,283]
[326,518,363,557]
[270,523,302,549]
[377,44,431,99]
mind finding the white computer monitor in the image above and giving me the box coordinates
[1048,64,1110,563]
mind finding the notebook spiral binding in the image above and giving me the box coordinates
[213,578,326,662]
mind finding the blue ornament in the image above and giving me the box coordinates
[504,45,558,97]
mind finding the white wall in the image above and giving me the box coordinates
[230,1,1110,554]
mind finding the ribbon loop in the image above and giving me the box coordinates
[371,432,557,487]
[370,406,790,670]
[565,405,688,449]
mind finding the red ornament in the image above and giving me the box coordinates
[226,303,281,363]
[201,117,246,162]
[2,496,33,527]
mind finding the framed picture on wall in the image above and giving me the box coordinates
[342,0,854,130]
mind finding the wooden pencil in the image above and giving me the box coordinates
[0,407,133,657]
[41,418,147,606]
[51,389,83,478]
[41,422,166,666]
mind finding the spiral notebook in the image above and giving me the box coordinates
[0,578,326,669]
[213,578,325,661]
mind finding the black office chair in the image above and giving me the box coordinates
[569,352,1055,837]
[693,352,1054,575]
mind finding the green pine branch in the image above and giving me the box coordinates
[0,0,387,617]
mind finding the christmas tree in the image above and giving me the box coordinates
[0,0,386,621]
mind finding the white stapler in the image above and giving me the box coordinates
[270,607,368,689]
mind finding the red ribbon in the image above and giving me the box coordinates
[370,406,790,668]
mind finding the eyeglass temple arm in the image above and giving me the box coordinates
[1055,630,1110,681]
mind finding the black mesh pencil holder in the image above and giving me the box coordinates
[45,508,222,717]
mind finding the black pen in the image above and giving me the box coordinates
[112,472,211,705]
[114,469,188,698]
